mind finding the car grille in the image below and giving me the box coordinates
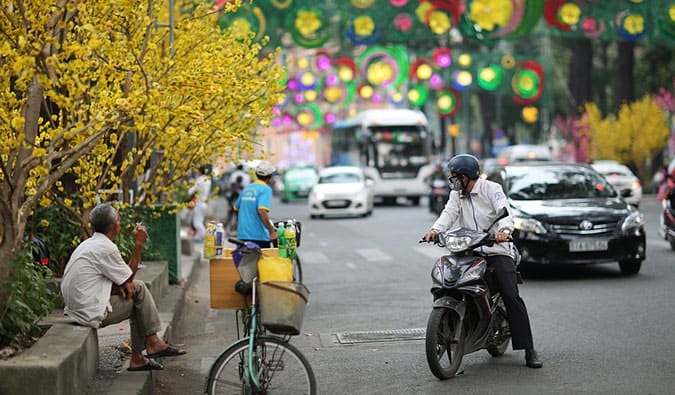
[548,221,617,236]
[322,199,351,209]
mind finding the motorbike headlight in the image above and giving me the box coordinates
[621,211,644,232]
[459,262,486,284]
[514,216,547,234]
[443,235,472,252]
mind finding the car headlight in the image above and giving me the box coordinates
[310,190,325,200]
[443,235,472,252]
[621,211,644,232]
[514,216,547,234]
[459,262,486,284]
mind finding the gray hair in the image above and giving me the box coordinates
[90,203,119,233]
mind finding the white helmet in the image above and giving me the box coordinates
[255,161,276,177]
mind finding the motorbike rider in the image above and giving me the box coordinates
[426,162,449,212]
[423,154,543,369]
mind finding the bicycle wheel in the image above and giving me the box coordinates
[292,256,303,283]
[206,336,316,395]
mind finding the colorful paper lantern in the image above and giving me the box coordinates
[452,70,473,90]
[408,85,428,106]
[436,89,460,117]
[477,64,504,91]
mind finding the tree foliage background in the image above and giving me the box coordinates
[0,0,284,318]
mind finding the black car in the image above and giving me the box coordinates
[487,162,646,275]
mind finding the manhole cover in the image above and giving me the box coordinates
[335,328,426,344]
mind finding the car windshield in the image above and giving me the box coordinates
[319,172,361,184]
[507,166,617,200]
[285,168,317,181]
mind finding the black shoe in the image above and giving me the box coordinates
[525,348,543,368]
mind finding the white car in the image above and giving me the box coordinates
[591,160,642,206]
[308,166,374,218]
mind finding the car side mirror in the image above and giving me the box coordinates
[620,188,632,198]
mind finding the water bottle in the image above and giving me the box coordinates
[214,223,225,257]
[204,222,216,259]
[284,220,296,260]
[276,222,287,258]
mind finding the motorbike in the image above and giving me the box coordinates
[658,175,675,251]
[429,179,450,216]
[421,207,520,379]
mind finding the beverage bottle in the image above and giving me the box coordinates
[214,222,225,257]
[284,220,297,260]
[204,222,216,259]
[276,222,287,258]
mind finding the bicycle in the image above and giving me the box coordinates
[205,239,316,395]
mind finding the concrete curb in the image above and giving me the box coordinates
[85,251,202,394]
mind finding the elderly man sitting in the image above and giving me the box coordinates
[61,203,186,371]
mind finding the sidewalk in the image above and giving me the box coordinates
[85,230,202,395]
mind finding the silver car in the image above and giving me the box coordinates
[591,160,642,206]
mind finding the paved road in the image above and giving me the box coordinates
[157,196,675,394]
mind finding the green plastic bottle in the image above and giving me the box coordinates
[277,222,288,258]
[284,221,297,260]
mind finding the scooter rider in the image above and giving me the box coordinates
[423,154,543,369]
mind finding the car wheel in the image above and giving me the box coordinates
[669,238,675,251]
[619,259,642,275]
[310,214,318,219]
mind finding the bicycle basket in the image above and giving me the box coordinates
[232,242,261,284]
[259,281,310,336]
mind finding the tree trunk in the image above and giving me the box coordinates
[617,41,635,109]
[568,39,593,115]
[478,92,496,157]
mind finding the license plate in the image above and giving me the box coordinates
[569,239,608,252]
[325,200,347,207]
[296,191,308,197]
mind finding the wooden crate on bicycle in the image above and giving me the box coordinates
[209,248,278,309]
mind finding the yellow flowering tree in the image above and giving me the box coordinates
[580,96,670,179]
[0,0,284,299]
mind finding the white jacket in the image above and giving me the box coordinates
[431,178,517,258]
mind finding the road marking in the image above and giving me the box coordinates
[299,251,329,264]
[345,262,357,270]
[355,248,392,262]
[414,245,442,259]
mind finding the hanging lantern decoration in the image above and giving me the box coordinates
[393,13,414,41]
[346,14,380,45]
[286,8,331,48]
[351,0,375,8]
[501,54,516,69]
[409,58,433,82]
[296,103,323,129]
[358,84,375,100]
[408,85,429,107]
[286,76,299,91]
[298,71,317,90]
[334,57,357,83]
[477,64,504,91]
[315,50,332,71]
[457,53,472,68]
[436,89,460,117]
[522,106,539,123]
[429,74,445,90]
[419,0,462,35]
[452,70,473,90]
[581,17,605,39]
[359,46,409,89]
[433,47,452,68]
[656,3,675,41]
[511,60,544,105]
[324,112,337,124]
[616,10,648,41]
[216,2,266,42]
[271,0,292,9]
[304,90,318,102]
[390,0,409,7]
[388,91,405,106]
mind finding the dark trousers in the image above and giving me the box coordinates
[240,239,271,248]
[487,255,534,350]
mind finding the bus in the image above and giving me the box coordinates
[330,109,434,205]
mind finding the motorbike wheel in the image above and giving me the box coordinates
[486,297,511,357]
[425,308,465,380]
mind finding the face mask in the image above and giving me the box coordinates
[448,175,464,192]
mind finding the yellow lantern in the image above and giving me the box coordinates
[416,63,433,81]
[360,85,374,99]
[338,66,354,82]
[297,57,310,69]
[522,106,538,123]
[458,53,472,67]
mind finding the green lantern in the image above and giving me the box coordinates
[408,85,428,107]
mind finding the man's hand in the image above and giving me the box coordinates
[423,230,438,242]
[133,223,149,246]
[119,281,136,299]
[495,230,511,243]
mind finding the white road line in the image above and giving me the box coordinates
[414,245,442,259]
[299,251,330,264]
[355,248,392,262]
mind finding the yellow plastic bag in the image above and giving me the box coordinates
[258,256,293,283]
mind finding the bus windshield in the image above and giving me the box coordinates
[369,126,428,179]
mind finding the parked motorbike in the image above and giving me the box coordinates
[429,179,450,216]
[421,208,520,379]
